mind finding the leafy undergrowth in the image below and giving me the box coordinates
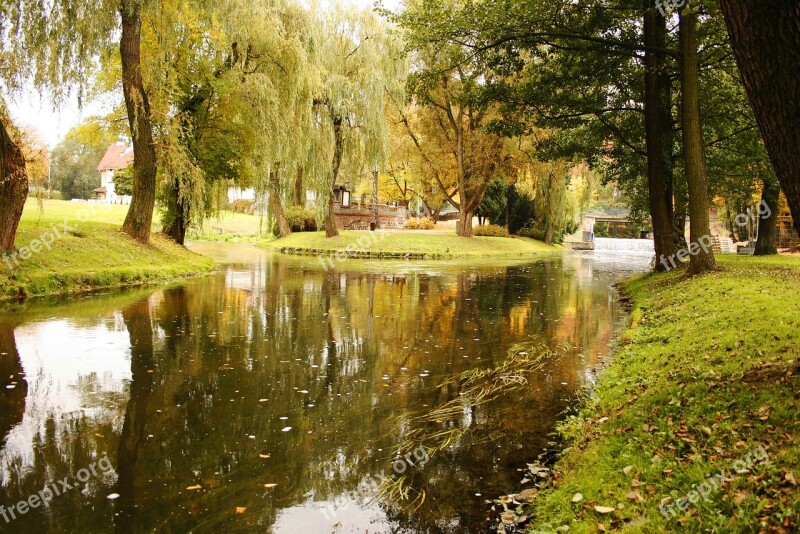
[1,216,214,301]
[507,256,800,533]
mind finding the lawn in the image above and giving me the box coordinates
[505,255,800,532]
[264,230,559,259]
[0,199,214,300]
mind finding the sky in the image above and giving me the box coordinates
[8,0,403,150]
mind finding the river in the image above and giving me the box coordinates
[0,244,650,533]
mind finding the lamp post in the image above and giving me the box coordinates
[371,166,380,231]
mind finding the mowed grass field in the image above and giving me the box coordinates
[0,200,214,300]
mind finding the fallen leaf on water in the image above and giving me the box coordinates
[263,484,277,489]
[235,507,246,514]
[107,493,120,500]
[281,427,292,432]
[594,506,615,514]
[186,485,202,491]
[259,454,271,459]
[571,493,583,503]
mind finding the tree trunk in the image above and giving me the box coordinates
[269,167,291,238]
[162,178,188,246]
[680,6,716,275]
[458,208,474,237]
[120,0,157,244]
[0,117,28,253]
[754,178,780,255]
[325,115,343,238]
[294,168,304,207]
[720,0,800,238]
[643,2,677,270]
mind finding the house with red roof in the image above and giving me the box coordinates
[96,142,134,204]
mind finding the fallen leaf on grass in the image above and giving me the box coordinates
[627,491,645,503]
[597,523,606,532]
[571,493,583,503]
[623,465,635,476]
[594,506,615,514]
[785,471,797,486]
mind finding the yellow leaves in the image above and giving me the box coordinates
[186,485,202,491]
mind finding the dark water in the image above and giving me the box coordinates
[0,245,650,533]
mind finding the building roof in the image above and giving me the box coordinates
[97,143,134,171]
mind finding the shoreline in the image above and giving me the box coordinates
[501,255,800,532]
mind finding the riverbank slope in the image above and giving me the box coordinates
[510,255,799,532]
[1,200,214,300]
[264,230,559,259]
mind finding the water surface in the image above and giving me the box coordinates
[0,245,649,533]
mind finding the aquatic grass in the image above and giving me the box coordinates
[380,343,568,510]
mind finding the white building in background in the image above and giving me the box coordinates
[95,142,134,205]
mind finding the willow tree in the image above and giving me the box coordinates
[308,3,405,238]
[0,1,114,250]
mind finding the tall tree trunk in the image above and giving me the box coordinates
[294,168,304,207]
[371,168,380,230]
[269,166,291,238]
[458,208,474,237]
[325,115,343,238]
[120,0,157,244]
[680,6,716,275]
[643,2,677,270]
[720,0,800,238]
[754,178,780,255]
[0,117,28,253]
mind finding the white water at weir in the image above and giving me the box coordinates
[594,237,655,254]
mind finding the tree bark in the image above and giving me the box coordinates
[162,179,188,245]
[120,0,157,243]
[269,166,291,238]
[720,0,800,238]
[294,167,304,207]
[458,208,474,237]
[680,6,716,275]
[325,115,343,238]
[754,178,780,255]
[643,2,677,270]
[0,117,28,253]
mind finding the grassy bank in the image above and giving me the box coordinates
[264,230,559,259]
[509,256,799,532]
[1,200,215,300]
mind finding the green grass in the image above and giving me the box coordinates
[263,230,559,259]
[189,210,272,242]
[508,255,800,532]
[0,200,215,300]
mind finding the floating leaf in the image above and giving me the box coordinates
[186,485,202,491]
[263,483,277,489]
[235,507,246,514]
[281,427,292,432]
[107,493,120,500]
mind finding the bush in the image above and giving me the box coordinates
[284,206,318,232]
[229,199,254,214]
[474,224,509,237]
[518,227,545,241]
[404,217,436,230]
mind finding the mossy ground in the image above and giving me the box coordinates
[512,255,800,533]
[0,200,214,300]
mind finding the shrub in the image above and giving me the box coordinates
[284,206,318,232]
[404,217,436,230]
[474,224,509,237]
[229,199,255,214]
[518,227,545,241]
